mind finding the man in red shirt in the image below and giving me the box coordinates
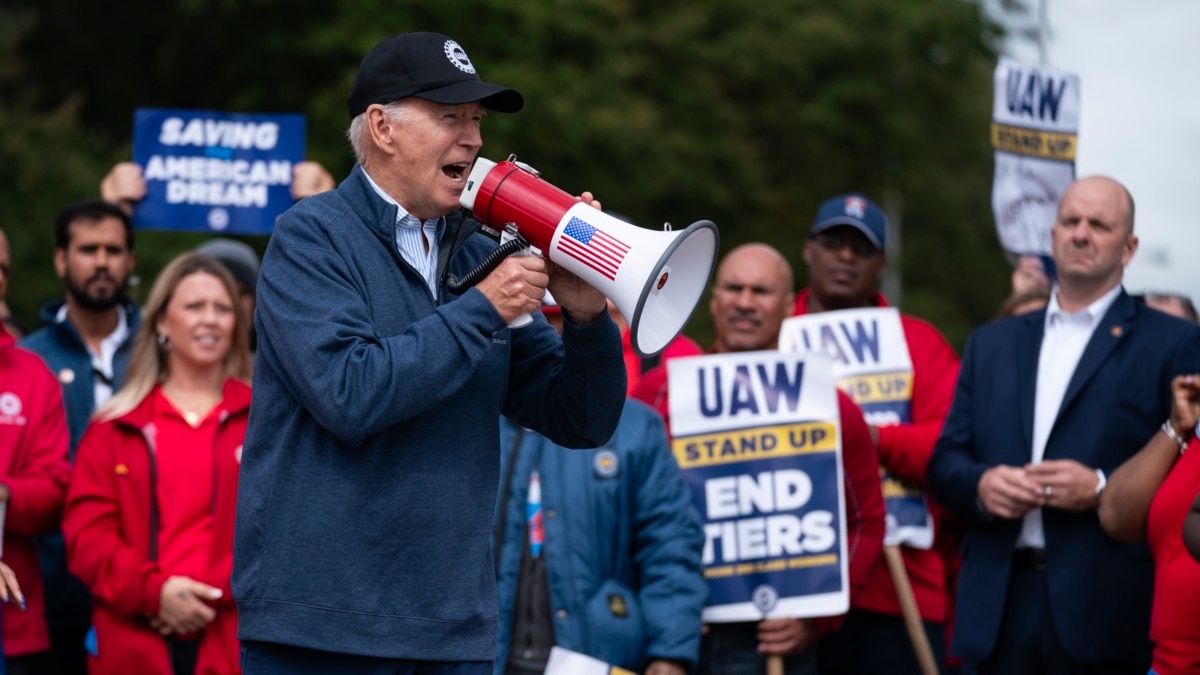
[633,242,885,674]
[792,194,960,674]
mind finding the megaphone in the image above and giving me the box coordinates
[460,156,719,358]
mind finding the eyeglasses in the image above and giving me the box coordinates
[813,229,880,257]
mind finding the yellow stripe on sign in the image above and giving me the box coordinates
[672,422,838,469]
[883,474,923,499]
[703,553,839,579]
[991,123,1077,160]
[838,372,914,404]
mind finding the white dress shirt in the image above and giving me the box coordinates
[57,303,129,409]
[1017,283,1122,549]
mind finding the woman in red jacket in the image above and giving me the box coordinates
[63,252,252,675]
[1099,371,1200,675]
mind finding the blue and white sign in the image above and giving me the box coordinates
[131,108,306,234]
[669,351,848,622]
[990,57,1080,257]
[780,307,934,549]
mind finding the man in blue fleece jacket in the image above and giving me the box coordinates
[232,32,627,674]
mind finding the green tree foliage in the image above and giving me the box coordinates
[1,0,1018,348]
[0,8,115,329]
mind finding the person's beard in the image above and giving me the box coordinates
[65,269,127,311]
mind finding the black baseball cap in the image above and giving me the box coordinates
[347,32,524,117]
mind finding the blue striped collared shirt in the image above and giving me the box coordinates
[360,168,446,296]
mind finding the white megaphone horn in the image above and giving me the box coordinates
[459,155,719,358]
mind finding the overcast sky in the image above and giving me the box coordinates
[1000,0,1200,298]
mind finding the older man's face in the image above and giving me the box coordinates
[710,247,796,353]
[375,99,485,221]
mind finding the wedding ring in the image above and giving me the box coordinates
[1045,485,1053,497]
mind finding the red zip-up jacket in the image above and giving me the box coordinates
[631,357,887,637]
[0,322,71,656]
[793,288,960,624]
[63,379,249,675]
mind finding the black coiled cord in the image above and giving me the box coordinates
[444,232,531,295]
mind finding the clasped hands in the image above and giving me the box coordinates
[149,576,223,636]
[978,459,1099,519]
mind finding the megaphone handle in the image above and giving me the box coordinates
[505,240,538,329]
[441,225,539,328]
[443,229,529,296]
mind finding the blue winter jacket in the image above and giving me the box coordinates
[232,165,626,661]
[20,298,141,457]
[494,399,706,672]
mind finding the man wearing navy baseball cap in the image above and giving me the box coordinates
[794,193,962,675]
[232,33,626,674]
[803,193,888,310]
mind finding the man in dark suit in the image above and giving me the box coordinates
[927,175,1200,674]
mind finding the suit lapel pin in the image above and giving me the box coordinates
[1111,325,1123,338]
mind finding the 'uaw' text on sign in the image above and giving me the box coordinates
[669,351,848,623]
[132,108,306,235]
[780,307,934,549]
[990,57,1080,258]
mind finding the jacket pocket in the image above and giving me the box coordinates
[583,578,644,670]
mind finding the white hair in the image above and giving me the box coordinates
[346,99,418,166]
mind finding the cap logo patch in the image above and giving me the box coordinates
[443,40,476,74]
[844,197,867,218]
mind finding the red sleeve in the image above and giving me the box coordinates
[2,354,70,536]
[204,552,236,608]
[663,335,704,360]
[630,364,671,433]
[813,392,886,638]
[875,317,959,485]
[63,423,168,619]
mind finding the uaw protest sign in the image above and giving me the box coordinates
[990,57,1080,258]
[668,351,849,622]
[780,308,933,549]
[132,108,306,235]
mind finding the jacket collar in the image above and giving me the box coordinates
[37,297,142,347]
[341,164,399,244]
[0,321,13,351]
[1015,287,1136,444]
[113,378,252,431]
[340,164,478,270]
[793,287,889,316]
[1057,288,1136,419]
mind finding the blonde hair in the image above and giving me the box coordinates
[97,252,252,421]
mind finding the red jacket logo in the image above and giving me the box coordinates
[0,392,27,426]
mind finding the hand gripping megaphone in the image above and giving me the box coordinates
[458,155,719,358]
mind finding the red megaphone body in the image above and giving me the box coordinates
[460,156,718,357]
